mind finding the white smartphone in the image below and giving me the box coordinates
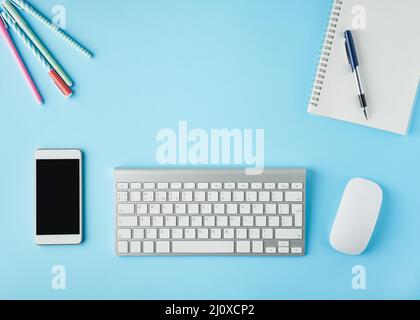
[35,149,83,245]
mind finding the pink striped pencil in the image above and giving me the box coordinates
[0,15,42,104]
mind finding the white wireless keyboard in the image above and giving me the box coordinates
[114,169,306,256]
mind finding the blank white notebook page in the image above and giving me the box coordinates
[308,0,420,135]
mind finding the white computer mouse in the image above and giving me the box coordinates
[330,178,383,255]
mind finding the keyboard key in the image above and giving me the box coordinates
[156,241,170,253]
[239,204,251,214]
[211,183,222,189]
[165,216,177,227]
[170,183,182,189]
[223,229,235,239]
[172,229,183,239]
[233,191,244,202]
[251,183,262,190]
[237,241,251,253]
[201,204,212,214]
[294,212,303,227]
[285,191,303,202]
[159,229,170,239]
[243,216,254,227]
[292,204,303,214]
[226,204,238,214]
[237,183,249,189]
[182,191,193,202]
[252,204,263,214]
[216,216,228,227]
[272,192,283,202]
[118,204,135,214]
[262,229,273,239]
[229,216,240,227]
[282,216,293,227]
[117,229,131,240]
[279,204,290,214]
[118,241,128,254]
[143,183,155,189]
[131,183,142,190]
[162,204,174,214]
[130,241,141,254]
[191,216,203,227]
[220,192,232,202]
[172,241,234,253]
[142,191,154,202]
[204,216,216,227]
[185,229,196,239]
[117,192,128,202]
[278,183,289,190]
[265,204,277,214]
[118,216,137,227]
[143,241,154,253]
[207,191,219,202]
[249,229,260,239]
[150,204,161,214]
[264,183,276,190]
[291,247,303,254]
[146,229,157,239]
[152,216,164,227]
[195,192,205,202]
[268,216,280,227]
[224,183,235,189]
[137,204,148,214]
[278,247,290,254]
[133,229,145,239]
[214,204,225,214]
[278,241,289,247]
[236,229,247,239]
[252,241,264,253]
[157,183,169,189]
[255,216,267,227]
[246,192,257,202]
[184,183,196,189]
[265,247,277,254]
[197,229,209,239]
[139,216,151,227]
[175,204,186,214]
[275,229,302,239]
[117,183,128,190]
[130,192,141,202]
[188,204,199,214]
[156,192,167,202]
[258,192,270,202]
[168,191,180,202]
[179,216,190,227]
[197,183,209,189]
[292,183,303,190]
[211,228,222,239]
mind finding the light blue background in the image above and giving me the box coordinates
[0,0,419,300]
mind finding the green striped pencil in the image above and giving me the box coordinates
[10,0,93,59]
[1,0,73,86]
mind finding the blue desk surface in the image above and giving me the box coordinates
[1,0,419,300]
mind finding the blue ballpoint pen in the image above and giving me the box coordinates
[344,30,368,120]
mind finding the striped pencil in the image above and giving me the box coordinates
[10,0,93,59]
[2,10,72,98]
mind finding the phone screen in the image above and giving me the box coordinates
[36,159,80,235]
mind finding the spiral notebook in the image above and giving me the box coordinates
[308,0,420,135]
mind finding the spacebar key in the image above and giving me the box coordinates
[172,241,234,254]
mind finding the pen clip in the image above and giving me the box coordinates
[344,37,351,67]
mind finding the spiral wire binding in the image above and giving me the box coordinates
[309,0,343,108]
